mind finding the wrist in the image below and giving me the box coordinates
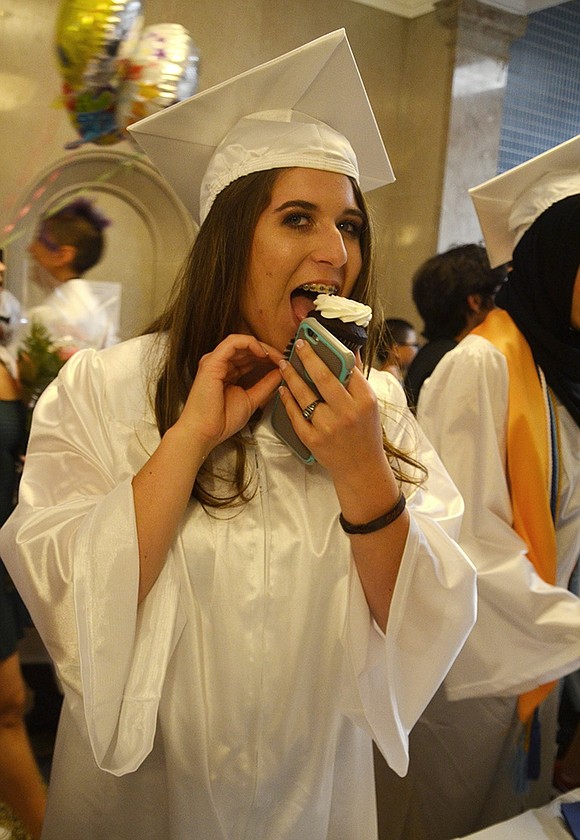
[163,422,213,468]
[339,491,406,534]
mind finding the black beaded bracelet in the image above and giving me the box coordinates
[339,491,406,535]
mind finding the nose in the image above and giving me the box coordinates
[311,224,348,268]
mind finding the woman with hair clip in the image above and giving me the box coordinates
[0,32,476,840]
[414,140,580,839]
[25,198,118,350]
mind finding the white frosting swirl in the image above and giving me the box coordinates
[313,293,372,327]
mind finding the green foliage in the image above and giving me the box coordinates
[18,320,67,409]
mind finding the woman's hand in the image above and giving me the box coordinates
[133,334,282,602]
[177,335,284,458]
[276,339,385,478]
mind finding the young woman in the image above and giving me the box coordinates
[0,32,476,840]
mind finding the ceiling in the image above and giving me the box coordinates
[351,0,568,18]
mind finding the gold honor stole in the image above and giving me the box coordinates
[472,308,558,723]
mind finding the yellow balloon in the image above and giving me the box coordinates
[56,0,142,90]
[55,0,143,147]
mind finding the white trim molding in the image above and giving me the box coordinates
[350,0,566,18]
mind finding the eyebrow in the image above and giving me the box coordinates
[274,199,365,221]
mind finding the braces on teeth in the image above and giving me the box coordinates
[298,284,337,294]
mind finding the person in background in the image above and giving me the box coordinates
[411,137,580,839]
[0,253,46,839]
[375,317,418,385]
[0,32,476,840]
[554,718,580,791]
[0,252,22,358]
[24,198,118,351]
[404,243,507,410]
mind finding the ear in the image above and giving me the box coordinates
[466,293,483,314]
[55,244,77,268]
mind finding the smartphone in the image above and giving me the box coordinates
[271,317,355,464]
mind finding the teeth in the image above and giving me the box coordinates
[298,284,337,294]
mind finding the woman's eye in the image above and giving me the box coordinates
[283,213,311,228]
[338,219,363,237]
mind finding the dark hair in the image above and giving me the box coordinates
[145,168,425,507]
[40,198,110,275]
[376,318,416,364]
[412,244,508,340]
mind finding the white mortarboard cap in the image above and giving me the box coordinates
[468,134,580,268]
[128,29,394,223]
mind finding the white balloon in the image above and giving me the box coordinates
[117,23,200,136]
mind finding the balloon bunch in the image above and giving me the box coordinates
[56,0,200,150]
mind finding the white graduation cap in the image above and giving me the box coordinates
[469,134,580,267]
[128,29,394,224]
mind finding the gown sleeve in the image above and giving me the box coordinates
[0,347,186,775]
[343,370,478,776]
[417,336,580,702]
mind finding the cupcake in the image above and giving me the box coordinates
[307,293,372,352]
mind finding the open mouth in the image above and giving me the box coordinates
[290,284,337,322]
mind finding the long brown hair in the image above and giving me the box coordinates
[145,168,425,507]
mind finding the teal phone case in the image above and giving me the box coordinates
[271,317,355,463]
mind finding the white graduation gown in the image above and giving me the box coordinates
[0,338,477,840]
[22,278,119,350]
[413,334,580,837]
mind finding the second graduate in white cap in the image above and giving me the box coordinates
[469,133,580,267]
[0,30,477,840]
[413,137,580,838]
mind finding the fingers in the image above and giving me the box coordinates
[278,338,358,408]
[197,336,283,386]
[246,367,284,410]
[277,339,382,472]
[182,335,290,445]
[224,335,283,364]
[277,339,350,436]
[200,335,281,367]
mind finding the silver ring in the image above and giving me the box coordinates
[302,399,322,421]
